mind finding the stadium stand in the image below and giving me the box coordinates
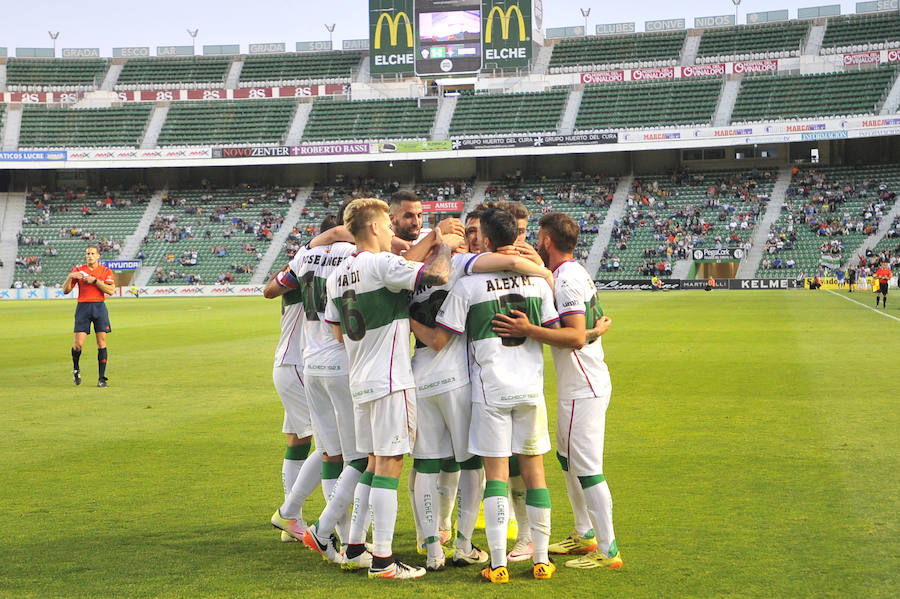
[302,98,436,142]
[138,186,294,285]
[548,31,685,73]
[695,21,810,63]
[820,12,900,55]
[482,174,618,264]
[18,104,154,149]
[599,170,774,277]
[756,164,900,277]
[156,99,298,146]
[239,51,363,86]
[575,78,721,130]
[13,186,152,287]
[869,215,899,267]
[6,58,109,91]
[115,56,232,90]
[730,67,899,123]
[449,89,568,136]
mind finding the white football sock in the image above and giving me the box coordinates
[563,468,592,537]
[415,470,441,559]
[437,469,461,531]
[526,504,551,564]
[583,479,617,557]
[282,459,302,499]
[316,465,363,535]
[347,477,372,545]
[509,475,531,542]
[408,467,423,545]
[483,494,509,568]
[279,451,323,519]
[369,487,398,557]
[454,468,483,554]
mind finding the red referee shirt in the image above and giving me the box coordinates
[71,264,114,302]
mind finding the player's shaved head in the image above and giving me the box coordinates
[538,212,579,254]
[344,198,390,238]
[479,208,518,251]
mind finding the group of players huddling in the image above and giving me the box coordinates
[263,190,621,582]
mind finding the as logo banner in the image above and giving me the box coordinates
[482,0,531,69]
[370,0,415,74]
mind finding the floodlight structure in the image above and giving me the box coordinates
[187,28,199,55]
[325,23,336,48]
[48,31,60,57]
[732,0,741,25]
[580,8,591,36]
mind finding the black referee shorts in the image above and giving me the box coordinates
[74,302,111,334]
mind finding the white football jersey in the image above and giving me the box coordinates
[324,251,424,403]
[550,260,611,400]
[436,272,558,408]
[295,242,355,377]
[409,252,480,397]
[274,249,307,367]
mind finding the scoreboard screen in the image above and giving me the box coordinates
[415,0,483,75]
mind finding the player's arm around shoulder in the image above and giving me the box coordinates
[263,264,297,298]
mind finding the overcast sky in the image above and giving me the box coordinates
[1,1,880,55]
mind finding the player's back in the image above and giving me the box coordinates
[437,271,558,407]
[325,250,421,403]
[297,242,355,375]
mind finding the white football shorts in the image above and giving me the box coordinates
[305,373,366,461]
[354,388,417,457]
[412,384,473,462]
[469,400,550,458]
[556,392,610,476]
[273,364,312,437]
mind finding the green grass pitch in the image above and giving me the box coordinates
[1,290,898,598]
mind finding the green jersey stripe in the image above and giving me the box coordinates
[331,285,410,338]
[467,296,544,342]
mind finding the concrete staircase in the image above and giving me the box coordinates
[586,175,633,276]
[671,258,694,279]
[558,86,584,135]
[844,199,900,267]
[712,76,742,126]
[225,58,244,89]
[879,70,900,115]
[140,104,169,150]
[100,62,124,91]
[462,180,490,218]
[0,62,7,92]
[802,20,827,55]
[285,102,313,146]
[0,192,26,289]
[251,186,312,284]
[735,166,793,278]
[1,105,22,151]
[118,191,165,261]
[680,31,702,66]
[531,44,554,75]
[431,95,458,141]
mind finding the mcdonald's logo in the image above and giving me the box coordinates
[485,4,526,43]
[374,11,413,49]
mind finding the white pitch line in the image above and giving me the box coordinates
[824,289,900,324]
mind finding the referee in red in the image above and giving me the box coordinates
[875,262,892,309]
[63,245,116,387]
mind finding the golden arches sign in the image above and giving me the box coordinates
[374,11,413,49]
[484,5,526,43]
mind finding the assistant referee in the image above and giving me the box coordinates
[63,245,116,387]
